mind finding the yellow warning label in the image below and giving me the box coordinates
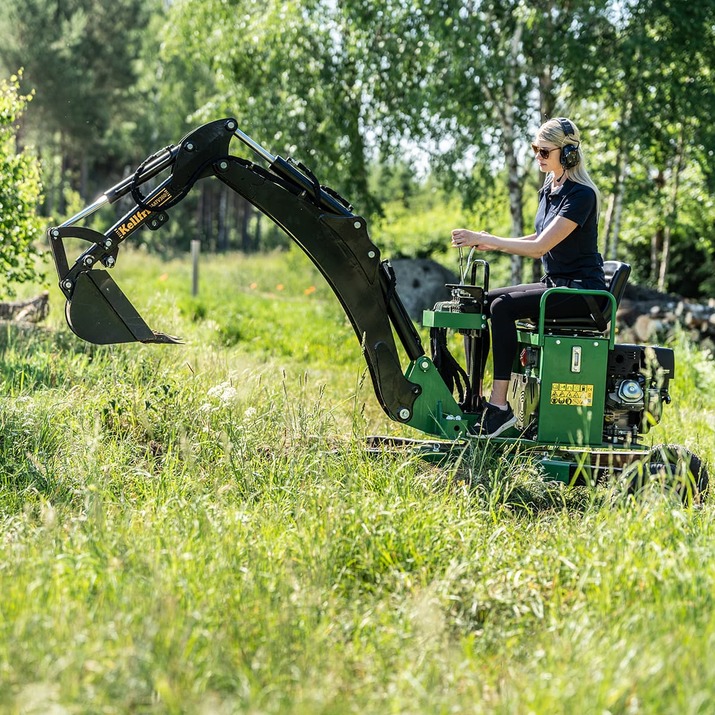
[550,382,594,407]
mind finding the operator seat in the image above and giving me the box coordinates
[518,260,631,335]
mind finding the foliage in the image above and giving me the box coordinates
[371,174,514,261]
[0,249,714,712]
[0,0,153,140]
[159,0,380,214]
[1,0,714,294]
[572,0,715,292]
[0,0,160,211]
[0,74,43,292]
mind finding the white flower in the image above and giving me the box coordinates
[207,382,238,403]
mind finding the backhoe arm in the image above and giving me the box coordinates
[48,118,465,432]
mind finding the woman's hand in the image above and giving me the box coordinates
[451,229,495,250]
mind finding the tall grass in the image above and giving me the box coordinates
[0,248,714,713]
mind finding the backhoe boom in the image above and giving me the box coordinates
[48,118,447,427]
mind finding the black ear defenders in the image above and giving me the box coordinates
[557,117,580,169]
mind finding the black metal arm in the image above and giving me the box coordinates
[48,118,426,423]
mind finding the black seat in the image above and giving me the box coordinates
[519,260,631,334]
[603,260,631,307]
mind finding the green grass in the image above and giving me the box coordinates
[0,248,714,713]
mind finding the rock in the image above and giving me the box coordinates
[389,258,459,322]
[634,315,657,342]
[618,283,715,348]
[0,292,49,323]
[388,260,715,350]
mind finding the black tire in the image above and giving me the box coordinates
[624,444,709,505]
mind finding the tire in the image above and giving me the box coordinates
[624,444,709,505]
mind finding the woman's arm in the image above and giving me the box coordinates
[451,215,578,259]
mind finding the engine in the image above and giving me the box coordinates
[603,343,674,443]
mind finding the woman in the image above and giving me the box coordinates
[451,117,606,438]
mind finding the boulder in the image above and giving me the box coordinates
[389,258,459,322]
[0,291,49,323]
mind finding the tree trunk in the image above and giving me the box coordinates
[241,200,253,252]
[252,209,261,252]
[80,153,89,201]
[506,146,524,285]
[59,131,68,215]
[503,20,524,285]
[651,227,662,284]
[603,102,633,261]
[217,186,228,252]
[608,183,625,261]
[603,193,615,259]
[534,63,556,282]
[603,145,627,260]
[196,183,205,248]
[651,170,665,283]
[657,126,686,292]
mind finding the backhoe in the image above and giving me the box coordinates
[48,118,709,500]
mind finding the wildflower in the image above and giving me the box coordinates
[207,382,238,403]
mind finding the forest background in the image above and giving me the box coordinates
[0,0,714,297]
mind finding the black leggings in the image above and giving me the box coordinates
[479,282,599,381]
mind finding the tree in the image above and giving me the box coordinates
[575,0,715,292]
[342,0,617,282]
[0,0,158,211]
[0,74,43,292]
[160,0,379,215]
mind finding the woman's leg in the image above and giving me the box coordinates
[489,379,511,407]
[488,283,545,383]
[465,282,542,402]
[484,283,544,405]
[487,283,592,403]
[476,283,597,436]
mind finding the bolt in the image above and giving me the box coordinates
[105,256,115,268]
[62,280,73,290]
[51,229,60,238]
[83,256,94,266]
[354,221,361,229]
[219,161,228,171]
[420,360,430,371]
[103,239,113,248]
[185,142,195,151]
[594,342,599,347]
[398,408,410,420]
[368,250,376,259]
[225,120,236,131]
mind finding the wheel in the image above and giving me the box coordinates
[624,444,709,505]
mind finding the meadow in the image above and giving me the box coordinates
[1,247,714,714]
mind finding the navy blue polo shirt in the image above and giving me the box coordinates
[535,179,605,289]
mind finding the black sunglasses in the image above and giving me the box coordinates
[531,144,559,159]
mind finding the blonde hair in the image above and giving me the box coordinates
[538,118,601,216]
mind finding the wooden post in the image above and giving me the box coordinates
[191,240,200,296]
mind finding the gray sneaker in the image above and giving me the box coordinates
[473,402,516,438]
